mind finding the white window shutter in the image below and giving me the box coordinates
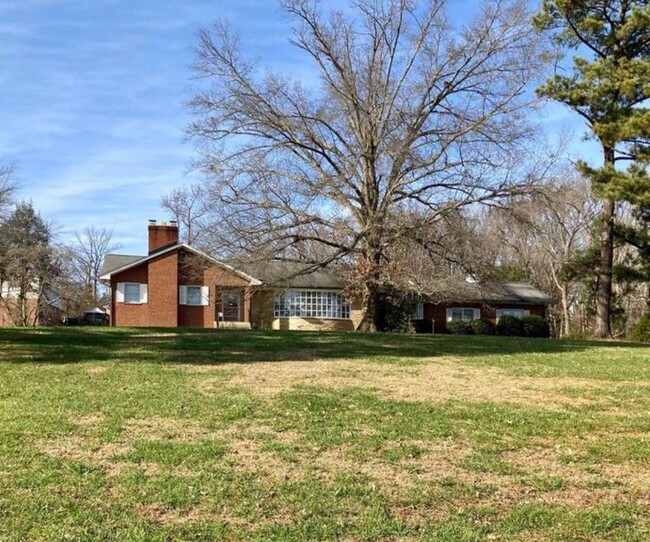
[139,284,148,304]
[524,309,530,317]
[474,308,481,320]
[201,286,210,306]
[116,283,125,303]
[179,285,187,305]
[446,308,452,322]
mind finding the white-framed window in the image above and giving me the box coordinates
[274,290,351,320]
[179,285,209,306]
[496,308,530,320]
[413,302,424,320]
[446,307,480,322]
[116,282,147,304]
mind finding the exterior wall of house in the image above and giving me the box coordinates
[0,282,43,327]
[178,255,251,328]
[272,317,355,331]
[110,251,179,328]
[250,290,275,329]
[111,264,149,327]
[0,299,56,327]
[148,252,178,327]
[421,302,546,334]
[0,304,13,326]
[250,289,363,331]
[111,249,254,328]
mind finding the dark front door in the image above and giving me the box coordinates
[221,289,242,322]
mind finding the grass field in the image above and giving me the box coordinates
[1,328,649,541]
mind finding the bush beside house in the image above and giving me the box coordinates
[471,318,496,335]
[447,320,474,335]
[495,315,525,337]
[522,315,551,338]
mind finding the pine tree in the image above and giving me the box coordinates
[534,1,650,338]
[0,201,56,326]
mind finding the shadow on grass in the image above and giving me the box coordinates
[0,327,648,366]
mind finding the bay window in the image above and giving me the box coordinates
[274,290,350,319]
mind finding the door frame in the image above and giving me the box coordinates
[220,288,243,322]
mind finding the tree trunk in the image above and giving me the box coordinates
[561,283,571,337]
[593,196,615,338]
[358,281,381,332]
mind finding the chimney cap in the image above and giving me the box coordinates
[170,220,178,226]
[148,219,157,225]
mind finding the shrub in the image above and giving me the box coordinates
[495,315,525,337]
[380,291,416,333]
[522,315,551,338]
[631,311,650,343]
[447,320,474,335]
[471,318,495,335]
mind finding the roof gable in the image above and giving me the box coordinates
[99,244,261,285]
[101,254,145,277]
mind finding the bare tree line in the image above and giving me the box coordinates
[0,164,119,325]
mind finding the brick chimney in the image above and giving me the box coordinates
[148,220,179,254]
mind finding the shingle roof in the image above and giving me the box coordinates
[480,283,554,304]
[101,254,145,276]
[239,261,344,289]
[432,281,554,305]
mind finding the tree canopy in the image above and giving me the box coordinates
[189,0,549,330]
[534,0,650,337]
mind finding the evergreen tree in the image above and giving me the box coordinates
[0,201,56,326]
[534,1,650,338]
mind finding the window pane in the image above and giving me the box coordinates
[186,286,202,305]
[450,308,477,321]
[273,291,350,319]
[498,308,527,319]
[124,284,140,303]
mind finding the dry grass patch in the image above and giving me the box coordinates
[124,416,214,442]
[192,357,610,411]
[135,502,294,529]
[135,503,231,527]
[38,415,225,478]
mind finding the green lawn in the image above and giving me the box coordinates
[1,328,649,541]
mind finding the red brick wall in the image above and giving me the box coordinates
[112,250,255,329]
[178,255,251,328]
[0,298,40,326]
[0,304,13,326]
[111,264,149,327]
[148,224,179,253]
[148,252,178,327]
[424,302,546,334]
[111,251,179,328]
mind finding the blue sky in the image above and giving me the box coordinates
[1,0,599,255]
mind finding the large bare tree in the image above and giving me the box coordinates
[160,185,208,246]
[67,227,120,303]
[0,161,17,218]
[189,0,547,330]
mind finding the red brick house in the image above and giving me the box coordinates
[99,221,363,330]
[411,282,553,333]
[100,221,552,332]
